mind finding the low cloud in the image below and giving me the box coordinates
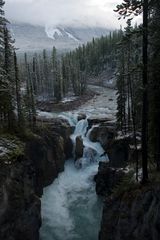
[5,0,126,28]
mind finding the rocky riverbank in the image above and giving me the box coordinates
[37,89,95,112]
[92,121,160,240]
[0,118,72,240]
[98,178,160,240]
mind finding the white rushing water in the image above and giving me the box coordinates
[40,110,109,240]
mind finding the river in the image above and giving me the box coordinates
[40,86,117,240]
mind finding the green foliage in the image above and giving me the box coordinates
[0,2,26,132]
[115,0,142,19]
[19,30,122,102]
[0,135,24,163]
[116,22,142,133]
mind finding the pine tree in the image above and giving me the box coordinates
[149,0,160,170]
[24,53,36,128]
[3,26,15,129]
[141,0,149,182]
[14,51,24,128]
[115,0,149,182]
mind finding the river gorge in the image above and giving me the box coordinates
[40,86,117,240]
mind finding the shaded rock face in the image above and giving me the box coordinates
[94,162,125,197]
[89,121,138,169]
[88,117,114,128]
[0,119,72,240]
[77,113,86,121]
[26,132,66,196]
[99,187,160,240]
[75,136,83,160]
[89,123,116,150]
[42,118,73,159]
[95,133,160,240]
[107,138,130,168]
[0,156,41,240]
[89,123,130,168]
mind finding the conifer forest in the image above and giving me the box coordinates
[0,1,160,240]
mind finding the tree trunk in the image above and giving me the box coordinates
[142,0,149,183]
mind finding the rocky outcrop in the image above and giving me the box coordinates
[89,121,131,168]
[95,131,160,240]
[37,118,73,159]
[75,136,83,160]
[0,154,41,240]
[0,119,72,240]
[88,117,115,129]
[99,185,160,240]
[26,132,66,196]
[77,113,86,121]
[89,122,116,150]
[94,162,125,196]
[107,138,130,168]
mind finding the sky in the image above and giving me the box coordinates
[5,0,128,29]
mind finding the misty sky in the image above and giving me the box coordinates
[5,0,127,28]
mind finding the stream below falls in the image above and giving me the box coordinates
[39,87,117,240]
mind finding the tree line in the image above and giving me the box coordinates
[1,0,159,185]
[0,0,122,133]
[21,30,122,102]
[115,0,160,182]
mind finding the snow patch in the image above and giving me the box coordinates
[64,29,79,42]
[61,96,78,103]
[37,110,55,119]
[45,26,63,40]
[45,25,79,42]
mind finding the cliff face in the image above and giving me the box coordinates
[0,153,41,240]
[99,185,160,240]
[0,119,72,240]
[95,138,160,240]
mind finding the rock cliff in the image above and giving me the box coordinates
[94,127,160,240]
[99,184,160,240]
[0,118,72,240]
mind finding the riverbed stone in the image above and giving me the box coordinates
[77,113,86,121]
[75,136,84,160]
[89,122,116,150]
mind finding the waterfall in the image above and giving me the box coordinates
[40,114,108,240]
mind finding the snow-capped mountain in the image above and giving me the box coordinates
[45,26,79,42]
[9,22,110,52]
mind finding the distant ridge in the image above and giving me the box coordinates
[9,22,111,52]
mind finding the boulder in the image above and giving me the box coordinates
[89,122,116,150]
[75,136,84,160]
[83,147,97,163]
[77,113,86,121]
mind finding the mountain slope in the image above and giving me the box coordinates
[9,23,110,52]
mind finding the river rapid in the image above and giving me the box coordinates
[40,86,117,240]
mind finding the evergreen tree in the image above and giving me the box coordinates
[14,51,24,128]
[149,0,160,170]
[116,0,149,182]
